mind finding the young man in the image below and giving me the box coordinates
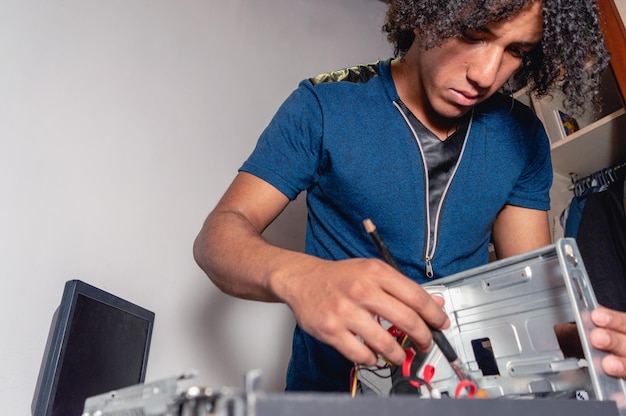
[194,0,620,391]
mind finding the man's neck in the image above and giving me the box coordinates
[390,57,457,141]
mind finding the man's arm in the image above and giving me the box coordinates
[193,172,450,366]
[491,204,551,259]
[193,172,294,302]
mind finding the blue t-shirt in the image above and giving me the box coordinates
[240,59,552,392]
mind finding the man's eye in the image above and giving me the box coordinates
[460,31,484,43]
[507,46,527,59]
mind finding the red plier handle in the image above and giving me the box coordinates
[402,347,435,388]
[455,379,477,398]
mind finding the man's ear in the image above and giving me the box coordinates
[412,27,425,47]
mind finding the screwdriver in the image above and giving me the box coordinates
[362,218,488,398]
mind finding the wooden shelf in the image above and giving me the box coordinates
[523,63,626,180]
[550,108,626,178]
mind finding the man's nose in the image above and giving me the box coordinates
[467,45,503,90]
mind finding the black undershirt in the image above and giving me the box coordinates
[396,100,470,243]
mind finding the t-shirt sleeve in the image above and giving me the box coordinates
[506,117,553,211]
[239,81,322,201]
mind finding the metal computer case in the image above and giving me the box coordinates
[358,238,626,413]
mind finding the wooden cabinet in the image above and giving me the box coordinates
[598,0,626,101]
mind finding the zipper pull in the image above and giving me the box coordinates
[425,257,434,278]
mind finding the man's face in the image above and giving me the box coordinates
[410,1,543,125]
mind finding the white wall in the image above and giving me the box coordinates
[0,0,391,412]
[615,0,626,24]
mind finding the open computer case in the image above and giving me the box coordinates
[81,239,626,416]
[358,238,626,410]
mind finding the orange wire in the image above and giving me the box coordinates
[350,365,359,397]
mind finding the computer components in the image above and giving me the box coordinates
[81,238,626,415]
[357,238,626,413]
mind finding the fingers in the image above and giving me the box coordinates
[591,307,626,378]
[306,303,406,366]
[591,327,626,378]
[345,308,408,365]
[431,294,446,308]
[364,263,449,352]
[591,306,626,332]
[289,257,449,367]
[356,261,450,359]
[324,326,381,367]
[310,285,420,365]
[600,355,626,379]
[380,263,450,328]
[370,295,438,353]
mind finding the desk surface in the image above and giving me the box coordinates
[254,393,622,416]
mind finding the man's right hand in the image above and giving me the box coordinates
[269,256,450,366]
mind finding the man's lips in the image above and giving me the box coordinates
[450,89,482,106]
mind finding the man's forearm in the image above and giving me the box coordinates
[193,209,318,303]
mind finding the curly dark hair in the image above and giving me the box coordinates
[382,0,610,116]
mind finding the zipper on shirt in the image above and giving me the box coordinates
[393,102,472,279]
[425,256,434,278]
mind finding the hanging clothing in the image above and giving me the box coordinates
[576,184,626,312]
[564,185,606,238]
